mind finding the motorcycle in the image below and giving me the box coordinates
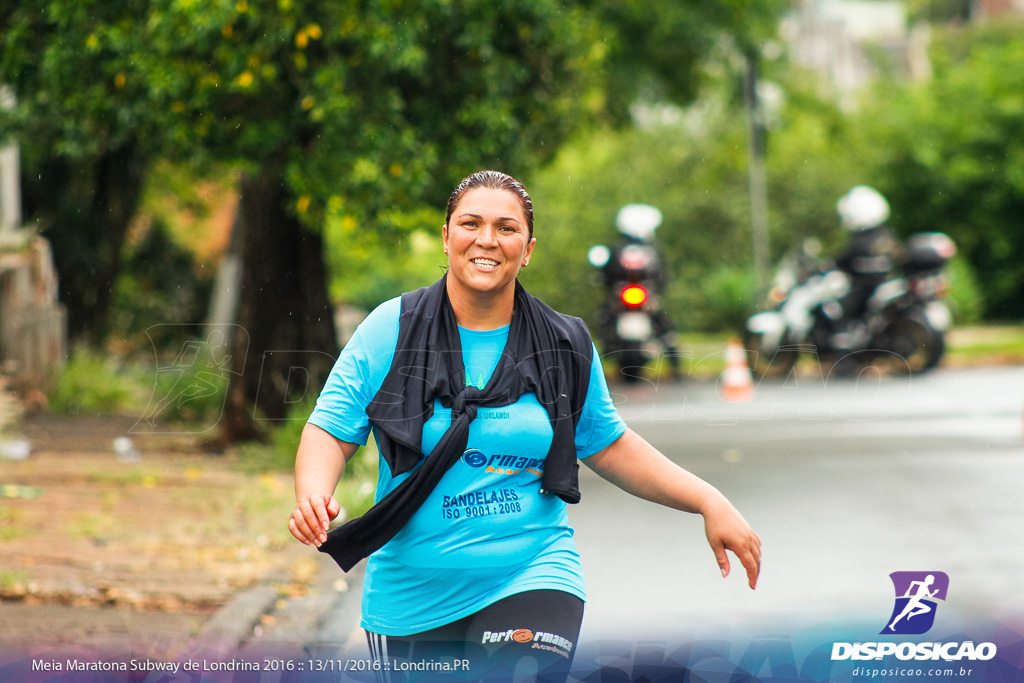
[588,204,681,382]
[593,241,663,378]
[744,232,956,379]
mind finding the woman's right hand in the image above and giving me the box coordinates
[289,494,342,547]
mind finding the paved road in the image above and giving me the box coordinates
[575,365,1024,642]
[302,365,1024,653]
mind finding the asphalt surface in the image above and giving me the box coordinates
[216,365,1024,656]
[576,365,1024,642]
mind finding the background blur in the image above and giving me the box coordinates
[1,0,1023,655]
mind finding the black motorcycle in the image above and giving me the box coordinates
[588,243,658,380]
[744,232,956,378]
[588,222,681,382]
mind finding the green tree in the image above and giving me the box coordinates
[1,0,155,343]
[583,0,784,123]
[859,19,1024,319]
[521,118,756,332]
[135,0,603,439]
[139,0,786,436]
[314,2,789,326]
[521,60,867,332]
[4,0,788,437]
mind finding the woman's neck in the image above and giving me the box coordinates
[446,277,515,331]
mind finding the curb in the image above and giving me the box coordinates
[197,551,365,655]
[196,585,280,653]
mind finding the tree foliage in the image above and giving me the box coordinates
[0,0,153,156]
[2,0,608,436]
[859,19,1024,319]
[1,0,155,342]
[3,0,793,433]
[140,0,602,219]
[519,58,869,332]
[137,0,610,437]
[523,19,1023,330]
[582,0,784,122]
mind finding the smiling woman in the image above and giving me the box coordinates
[442,179,536,330]
[290,170,761,682]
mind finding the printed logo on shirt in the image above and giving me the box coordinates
[462,448,488,468]
[481,629,574,659]
[441,488,522,521]
[461,450,545,478]
[484,453,544,477]
[443,489,519,508]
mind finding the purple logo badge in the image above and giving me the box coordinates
[881,571,949,635]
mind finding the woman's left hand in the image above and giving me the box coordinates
[586,428,762,589]
[702,497,761,589]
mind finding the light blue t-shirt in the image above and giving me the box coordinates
[308,296,626,635]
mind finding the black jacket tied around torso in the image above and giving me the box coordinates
[318,275,594,572]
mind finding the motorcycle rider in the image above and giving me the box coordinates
[598,204,682,379]
[831,185,906,341]
[745,186,950,377]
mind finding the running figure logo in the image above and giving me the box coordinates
[132,325,246,434]
[881,571,949,635]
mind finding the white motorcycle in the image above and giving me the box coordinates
[744,233,955,379]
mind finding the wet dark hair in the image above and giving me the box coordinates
[445,170,534,239]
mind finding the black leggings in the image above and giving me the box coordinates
[365,589,584,683]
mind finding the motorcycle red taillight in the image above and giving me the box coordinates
[620,285,648,306]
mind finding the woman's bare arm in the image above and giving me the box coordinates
[289,423,360,547]
[584,428,762,589]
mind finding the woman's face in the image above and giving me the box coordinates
[443,187,536,299]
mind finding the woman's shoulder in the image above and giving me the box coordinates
[525,292,592,348]
[347,296,402,352]
[363,296,403,327]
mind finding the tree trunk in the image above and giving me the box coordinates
[29,141,145,345]
[90,141,145,344]
[220,165,338,442]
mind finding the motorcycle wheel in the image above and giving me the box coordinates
[616,347,648,384]
[881,315,944,374]
[743,330,798,380]
[923,333,945,370]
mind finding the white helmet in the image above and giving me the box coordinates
[615,204,662,241]
[837,185,890,231]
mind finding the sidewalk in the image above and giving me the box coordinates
[1,413,350,657]
[201,551,367,657]
[0,532,366,659]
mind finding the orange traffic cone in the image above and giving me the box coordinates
[720,338,754,402]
